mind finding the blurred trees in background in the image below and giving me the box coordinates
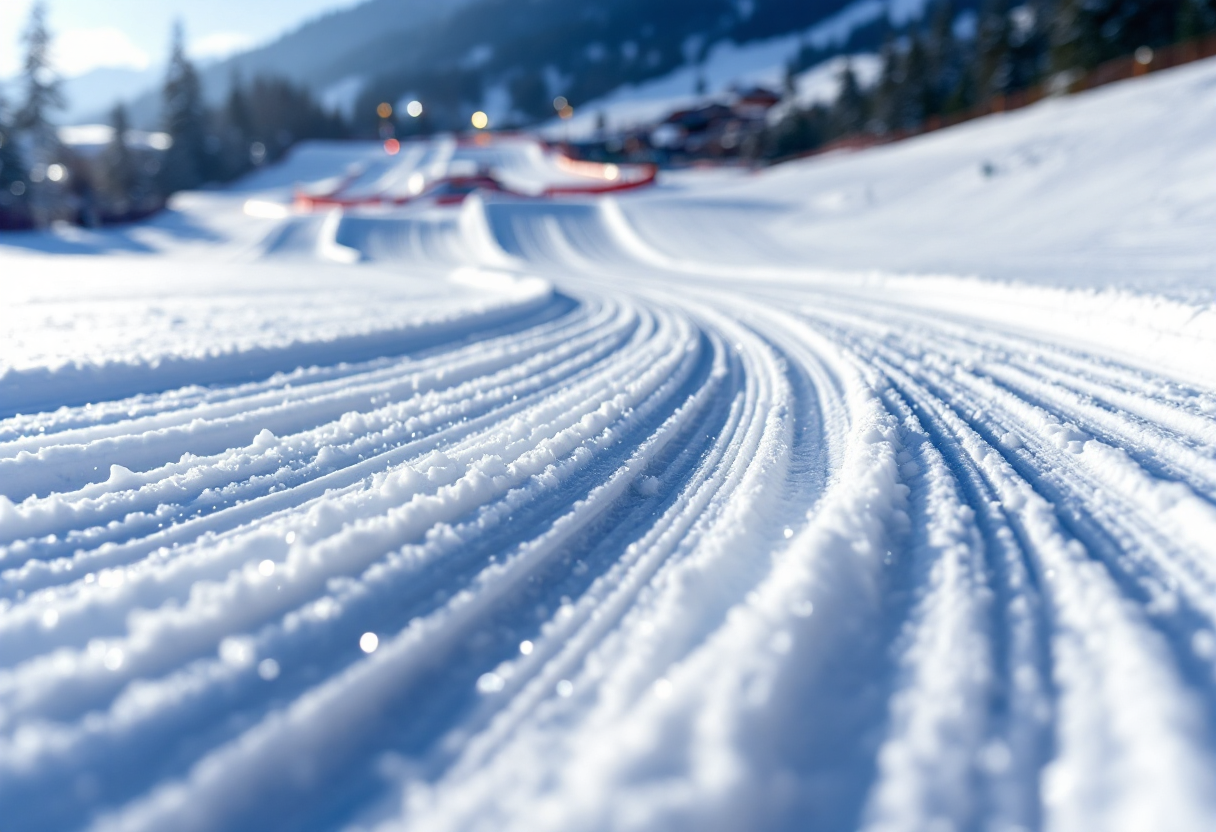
[0,4,349,230]
[0,90,30,229]
[215,76,349,177]
[10,1,67,227]
[160,22,210,195]
[154,25,347,194]
[94,105,160,222]
[758,0,1216,160]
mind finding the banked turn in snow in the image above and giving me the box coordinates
[2,61,1216,832]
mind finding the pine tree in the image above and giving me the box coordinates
[241,76,346,163]
[226,77,254,142]
[1006,1,1048,90]
[160,21,209,194]
[926,0,961,113]
[1051,0,1104,71]
[763,105,826,159]
[0,90,30,228]
[99,105,139,218]
[1177,0,1216,38]
[216,74,255,180]
[783,61,798,99]
[15,2,63,154]
[974,0,1012,101]
[871,37,905,133]
[928,0,958,69]
[0,92,26,189]
[900,34,932,127]
[831,59,868,135]
[507,71,550,122]
[1176,0,1202,38]
[16,0,65,226]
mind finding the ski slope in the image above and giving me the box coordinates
[2,59,1216,832]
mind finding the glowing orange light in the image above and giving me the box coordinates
[384,138,401,155]
[559,105,574,120]
[377,102,393,119]
[471,111,489,130]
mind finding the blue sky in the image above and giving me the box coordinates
[1,0,363,79]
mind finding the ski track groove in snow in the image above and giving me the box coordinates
[2,69,1216,831]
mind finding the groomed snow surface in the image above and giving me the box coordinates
[2,59,1216,832]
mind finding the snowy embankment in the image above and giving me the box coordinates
[1,60,1215,832]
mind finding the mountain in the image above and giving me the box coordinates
[60,66,162,124]
[311,0,908,132]
[99,0,475,128]
[115,0,954,132]
[206,0,479,92]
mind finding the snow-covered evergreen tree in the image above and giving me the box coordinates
[870,37,905,133]
[15,0,66,226]
[99,105,140,217]
[926,0,963,113]
[1006,1,1048,90]
[15,2,62,152]
[974,0,1013,98]
[900,34,932,126]
[0,90,31,228]
[214,75,255,181]
[831,59,868,135]
[160,21,210,194]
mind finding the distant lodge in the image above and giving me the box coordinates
[571,86,784,167]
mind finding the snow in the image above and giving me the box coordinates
[631,59,1216,303]
[765,53,884,124]
[321,75,367,121]
[2,57,1216,832]
[59,124,173,153]
[549,0,917,138]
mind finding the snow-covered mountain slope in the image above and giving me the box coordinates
[1,59,1216,832]
[545,0,902,138]
[550,48,883,140]
[114,0,921,131]
[627,55,1216,302]
[57,66,164,126]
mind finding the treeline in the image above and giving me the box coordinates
[350,0,878,134]
[755,0,1216,160]
[0,3,347,230]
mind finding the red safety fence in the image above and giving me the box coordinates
[295,194,383,210]
[295,179,523,210]
[294,146,658,210]
[293,166,371,210]
[543,161,659,196]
